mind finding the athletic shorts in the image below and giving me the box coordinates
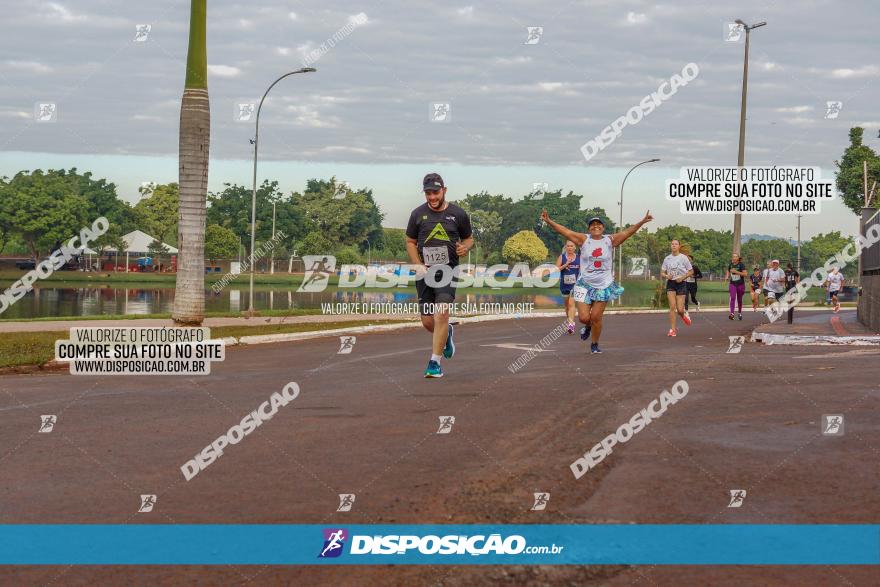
[572,280,624,303]
[666,280,688,295]
[560,286,573,297]
[415,278,455,315]
[829,289,840,297]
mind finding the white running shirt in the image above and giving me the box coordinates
[763,268,786,293]
[662,253,692,281]
[827,272,844,291]
[578,235,614,289]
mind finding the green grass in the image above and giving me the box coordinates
[0,308,326,323]
[0,319,411,369]
[0,331,63,369]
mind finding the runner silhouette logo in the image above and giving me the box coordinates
[319,528,348,558]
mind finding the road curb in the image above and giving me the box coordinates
[751,332,880,346]
[223,307,754,347]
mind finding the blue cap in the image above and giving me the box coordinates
[587,216,605,226]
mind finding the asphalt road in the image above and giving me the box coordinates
[1,309,878,586]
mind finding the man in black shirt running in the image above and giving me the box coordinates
[405,173,473,378]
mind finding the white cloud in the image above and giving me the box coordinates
[131,114,163,122]
[831,65,879,78]
[0,110,31,119]
[286,104,341,128]
[289,12,297,21]
[208,65,241,78]
[775,105,812,113]
[239,19,254,29]
[348,12,370,26]
[276,47,291,56]
[5,60,53,74]
[494,56,533,66]
[319,145,371,154]
[537,82,567,92]
[625,12,647,25]
[456,6,474,18]
[783,116,816,126]
[45,2,86,23]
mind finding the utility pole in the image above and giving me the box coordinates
[796,214,802,272]
[732,19,767,256]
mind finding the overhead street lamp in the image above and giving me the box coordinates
[248,67,316,314]
[731,19,767,256]
[618,158,660,287]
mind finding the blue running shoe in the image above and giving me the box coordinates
[443,324,455,359]
[424,360,443,378]
[590,343,602,354]
[580,324,591,341]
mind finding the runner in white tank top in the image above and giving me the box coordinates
[540,209,654,354]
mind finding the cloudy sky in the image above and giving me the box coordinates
[1,0,878,237]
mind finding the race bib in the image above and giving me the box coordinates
[563,274,576,284]
[766,291,776,299]
[422,246,449,266]
[731,273,741,281]
[571,285,588,302]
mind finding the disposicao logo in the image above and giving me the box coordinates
[319,528,348,558]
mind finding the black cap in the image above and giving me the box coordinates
[423,173,445,191]
[586,216,605,227]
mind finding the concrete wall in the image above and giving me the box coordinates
[858,272,880,333]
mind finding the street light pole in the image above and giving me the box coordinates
[248,67,316,314]
[732,19,767,256]
[796,214,802,272]
[618,158,660,289]
[270,201,276,274]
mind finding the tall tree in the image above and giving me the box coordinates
[204,224,239,264]
[173,0,210,325]
[135,183,179,245]
[0,170,89,258]
[207,180,303,252]
[834,127,880,215]
[290,178,384,247]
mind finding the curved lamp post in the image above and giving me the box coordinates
[248,67,317,314]
[618,158,660,287]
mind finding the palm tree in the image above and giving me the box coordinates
[172,0,210,325]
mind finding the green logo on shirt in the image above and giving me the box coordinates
[426,222,450,242]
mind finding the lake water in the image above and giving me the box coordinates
[0,282,787,319]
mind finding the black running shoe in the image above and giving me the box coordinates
[590,343,602,354]
[580,324,591,341]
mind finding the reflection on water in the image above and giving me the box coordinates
[0,283,735,319]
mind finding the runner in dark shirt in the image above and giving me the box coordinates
[405,173,473,378]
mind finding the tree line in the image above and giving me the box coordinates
[0,155,868,279]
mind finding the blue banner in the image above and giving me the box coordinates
[0,525,877,565]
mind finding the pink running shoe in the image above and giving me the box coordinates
[681,311,692,326]
[667,329,677,337]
